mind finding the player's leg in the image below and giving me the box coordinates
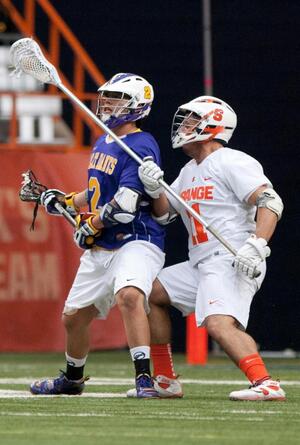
[126,277,179,398]
[205,314,285,400]
[149,278,172,345]
[205,314,260,363]
[127,261,198,398]
[63,305,99,380]
[150,262,197,383]
[30,305,96,395]
[116,285,153,385]
[197,253,286,401]
[116,286,150,347]
[30,250,114,395]
[148,278,184,397]
[114,241,165,398]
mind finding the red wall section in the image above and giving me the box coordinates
[0,150,127,351]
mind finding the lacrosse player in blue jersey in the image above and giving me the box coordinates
[30,73,165,398]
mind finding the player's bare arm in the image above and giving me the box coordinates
[72,190,89,209]
[151,193,170,217]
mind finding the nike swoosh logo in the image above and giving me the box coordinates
[126,278,135,281]
[204,177,212,181]
[209,299,219,305]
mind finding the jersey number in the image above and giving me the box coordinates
[186,203,208,245]
[89,177,101,211]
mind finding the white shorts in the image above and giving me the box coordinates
[157,253,266,329]
[64,241,165,319]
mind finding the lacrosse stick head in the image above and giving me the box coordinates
[9,38,61,86]
[19,170,47,203]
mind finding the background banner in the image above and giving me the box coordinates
[0,149,127,351]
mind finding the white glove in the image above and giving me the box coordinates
[40,189,65,216]
[138,156,164,199]
[233,235,271,279]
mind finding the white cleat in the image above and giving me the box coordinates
[127,375,183,398]
[229,379,286,401]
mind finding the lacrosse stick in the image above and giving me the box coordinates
[10,38,252,268]
[19,170,76,229]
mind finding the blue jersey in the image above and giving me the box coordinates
[87,130,165,251]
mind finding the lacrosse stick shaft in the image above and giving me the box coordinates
[58,84,143,165]
[158,179,237,256]
[10,38,237,256]
[58,83,237,256]
[54,202,77,227]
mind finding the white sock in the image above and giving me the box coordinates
[65,353,87,368]
[130,346,150,361]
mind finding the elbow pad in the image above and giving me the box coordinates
[256,188,283,220]
[152,212,177,226]
[152,205,178,226]
[100,187,141,227]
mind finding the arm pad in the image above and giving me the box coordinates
[100,187,142,227]
[256,187,283,220]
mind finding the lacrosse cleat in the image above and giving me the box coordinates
[30,371,89,395]
[229,379,286,401]
[135,373,159,398]
[127,374,183,398]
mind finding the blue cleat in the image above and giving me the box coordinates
[30,371,89,395]
[136,373,159,398]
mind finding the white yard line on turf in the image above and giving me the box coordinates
[0,389,126,398]
[0,378,299,385]
[0,410,265,421]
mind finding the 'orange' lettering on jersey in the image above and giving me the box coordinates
[180,185,214,201]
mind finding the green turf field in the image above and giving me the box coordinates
[0,351,299,445]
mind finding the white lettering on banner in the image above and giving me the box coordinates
[0,187,49,243]
[0,252,61,301]
[30,253,60,300]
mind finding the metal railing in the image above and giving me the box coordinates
[0,0,106,150]
[0,91,99,150]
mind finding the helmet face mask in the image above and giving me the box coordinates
[97,91,132,126]
[96,73,154,129]
[171,96,237,149]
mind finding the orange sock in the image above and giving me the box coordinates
[151,343,176,379]
[239,353,270,384]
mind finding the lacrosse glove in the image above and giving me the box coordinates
[41,189,79,217]
[74,213,102,250]
[138,156,164,199]
[233,235,271,279]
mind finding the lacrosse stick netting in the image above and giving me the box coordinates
[10,38,241,260]
[19,170,47,203]
[10,38,61,85]
[19,170,76,229]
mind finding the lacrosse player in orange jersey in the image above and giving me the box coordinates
[132,95,286,401]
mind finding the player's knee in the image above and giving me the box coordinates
[116,287,144,312]
[62,311,89,332]
[205,315,236,341]
[63,313,79,332]
[149,279,170,306]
